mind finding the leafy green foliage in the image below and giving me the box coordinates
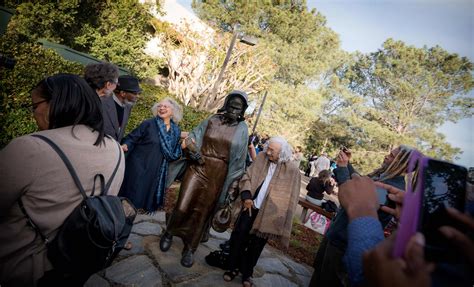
[4,1,80,44]
[0,35,83,147]
[257,82,325,145]
[74,1,162,78]
[304,39,472,170]
[192,0,340,86]
[5,0,162,78]
[180,105,211,132]
[343,39,473,160]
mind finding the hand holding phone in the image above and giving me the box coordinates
[375,182,404,220]
[341,146,352,159]
[336,150,349,167]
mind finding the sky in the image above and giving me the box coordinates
[176,0,473,167]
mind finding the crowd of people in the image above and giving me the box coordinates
[0,61,472,287]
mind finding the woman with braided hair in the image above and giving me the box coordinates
[310,145,415,286]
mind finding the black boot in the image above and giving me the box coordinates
[181,248,194,268]
[159,232,173,252]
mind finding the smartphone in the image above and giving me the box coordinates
[375,187,396,208]
[394,153,468,261]
[418,159,467,261]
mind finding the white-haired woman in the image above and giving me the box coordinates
[223,136,301,286]
[119,98,182,213]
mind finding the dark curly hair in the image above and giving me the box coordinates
[83,62,119,90]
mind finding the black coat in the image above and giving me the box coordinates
[101,95,132,142]
[306,177,334,200]
[119,118,171,211]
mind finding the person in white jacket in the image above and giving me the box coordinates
[310,152,330,177]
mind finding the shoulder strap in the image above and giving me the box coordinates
[31,134,88,199]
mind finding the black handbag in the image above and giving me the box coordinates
[205,250,230,270]
[19,134,137,278]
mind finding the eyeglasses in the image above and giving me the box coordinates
[27,99,49,112]
[25,76,52,112]
[109,79,118,85]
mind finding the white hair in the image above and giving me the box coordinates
[151,97,183,123]
[263,136,293,163]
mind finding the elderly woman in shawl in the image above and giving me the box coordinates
[160,91,249,268]
[222,136,301,287]
[119,98,182,213]
[310,145,414,286]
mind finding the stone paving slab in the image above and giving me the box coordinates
[256,257,290,275]
[84,274,110,287]
[280,257,312,277]
[252,273,299,287]
[147,240,207,283]
[119,233,145,257]
[134,212,166,224]
[201,236,224,251]
[105,255,162,287]
[89,208,314,286]
[132,221,162,236]
[210,227,231,240]
[259,246,274,258]
[296,274,312,287]
[175,270,242,287]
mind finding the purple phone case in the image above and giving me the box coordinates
[392,151,427,258]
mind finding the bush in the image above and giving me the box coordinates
[180,105,211,132]
[0,36,83,147]
[5,0,162,79]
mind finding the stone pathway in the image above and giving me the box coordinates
[84,211,314,287]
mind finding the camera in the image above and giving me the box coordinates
[0,54,16,69]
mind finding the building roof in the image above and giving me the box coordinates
[38,39,130,75]
[0,6,14,35]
